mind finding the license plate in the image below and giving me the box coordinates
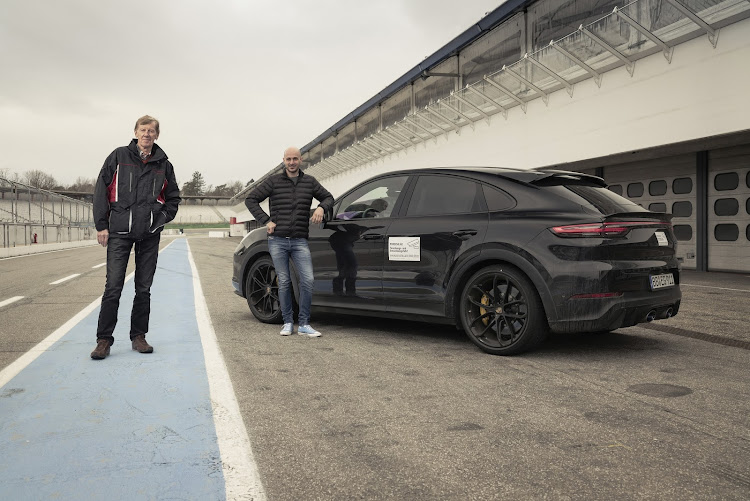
[650,273,675,290]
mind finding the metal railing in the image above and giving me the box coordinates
[0,177,95,248]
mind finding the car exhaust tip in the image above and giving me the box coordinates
[645,310,657,322]
[663,307,673,319]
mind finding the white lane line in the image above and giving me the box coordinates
[681,283,750,294]
[186,240,267,501]
[0,292,106,388]
[92,262,107,269]
[0,244,99,260]
[0,239,177,390]
[49,274,81,285]
[0,296,24,308]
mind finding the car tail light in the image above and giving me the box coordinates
[550,222,669,238]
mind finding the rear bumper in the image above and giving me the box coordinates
[549,287,682,333]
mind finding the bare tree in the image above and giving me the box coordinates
[69,176,96,193]
[0,168,21,182]
[24,170,58,190]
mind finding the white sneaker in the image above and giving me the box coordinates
[298,325,321,337]
[280,323,293,336]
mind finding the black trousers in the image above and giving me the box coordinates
[96,233,160,343]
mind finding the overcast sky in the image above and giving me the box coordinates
[0,0,504,189]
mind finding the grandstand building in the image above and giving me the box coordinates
[1,178,94,249]
[231,0,750,273]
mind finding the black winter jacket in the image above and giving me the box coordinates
[93,139,181,240]
[245,169,333,239]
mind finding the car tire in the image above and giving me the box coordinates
[245,255,283,324]
[460,264,548,355]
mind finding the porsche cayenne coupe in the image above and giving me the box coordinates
[232,167,681,355]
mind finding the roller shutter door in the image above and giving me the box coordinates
[707,145,750,272]
[603,154,697,270]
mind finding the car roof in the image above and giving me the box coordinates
[382,166,606,187]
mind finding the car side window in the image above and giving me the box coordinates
[406,175,484,216]
[482,185,516,211]
[334,176,408,220]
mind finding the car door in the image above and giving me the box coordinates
[383,174,489,316]
[308,175,409,311]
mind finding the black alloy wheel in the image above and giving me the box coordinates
[246,255,282,324]
[460,265,548,355]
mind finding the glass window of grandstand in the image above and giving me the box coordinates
[714,198,739,217]
[627,182,644,198]
[714,224,738,241]
[747,224,750,241]
[356,107,380,139]
[414,58,457,110]
[672,201,693,218]
[608,184,623,196]
[334,176,409,220]
[714,172,739,191]
[649,180,667,196]
[649,203,667,213]
[460,19,522,86]
[672,177,693,194]
[747,198,750,215]
[407,176,484,216]
[674,225,693,241]
[528,0,622,51]
[381,87,411,129]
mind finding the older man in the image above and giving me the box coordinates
[90,115,181,359]
[245,146,333,337]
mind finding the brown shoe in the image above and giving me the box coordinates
[131,334,154,353]
[91,339,111,360]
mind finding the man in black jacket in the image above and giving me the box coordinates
[90,115,181,360]
[245,146,334,337]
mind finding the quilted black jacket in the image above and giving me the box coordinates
[245,169,333,239]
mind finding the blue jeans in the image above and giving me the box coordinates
[267,236,314,325]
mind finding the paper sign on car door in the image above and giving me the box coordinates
[389,237,420,261]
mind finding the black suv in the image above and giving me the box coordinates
[232,167,681,355]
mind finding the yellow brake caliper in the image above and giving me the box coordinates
[480,294,490,326]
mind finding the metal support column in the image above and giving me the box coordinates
[696,150,708,272]
[663,0,719,47]
[549,40,603,87]
[581,26,636,76]
[614,7,674,63]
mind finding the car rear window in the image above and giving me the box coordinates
[535,178,647,216]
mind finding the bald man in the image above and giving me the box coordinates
[245,146,334,337]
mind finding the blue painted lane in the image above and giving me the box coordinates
[0,238,227,500]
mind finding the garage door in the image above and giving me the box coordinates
[707,144,750,273]
[603,154,697,270]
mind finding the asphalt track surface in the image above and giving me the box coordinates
[1,234,749,500]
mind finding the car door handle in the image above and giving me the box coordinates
[361,234,383,240]
[452,229,478,238]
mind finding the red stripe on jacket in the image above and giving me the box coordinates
[107,168,118,203]
[156,179,168,205]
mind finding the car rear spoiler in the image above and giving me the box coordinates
[529,171,607,188]
[605,211,674,223]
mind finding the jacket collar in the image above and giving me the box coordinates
[128,138,167,162]
[279,167,304,180]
